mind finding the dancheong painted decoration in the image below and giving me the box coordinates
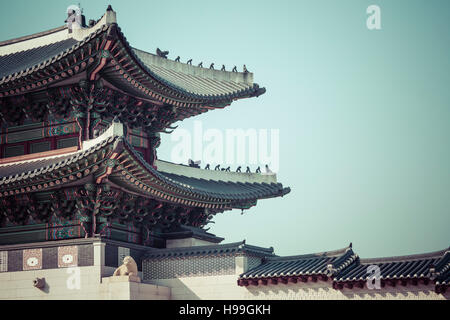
[0,5,290,247]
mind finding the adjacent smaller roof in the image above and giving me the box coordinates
[159,225,224,244]
[430,250,450,291]
[143,240,275,260]
[236,244,449,293]
[238,244,356,285]
[334,248,449,283]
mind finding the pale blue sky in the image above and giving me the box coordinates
[0,0,449,258]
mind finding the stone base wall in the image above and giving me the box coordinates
[0,267,170,300]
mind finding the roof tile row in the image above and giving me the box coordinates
[235,244,449,292]
[0,131,290,205]
[144,240,274,259]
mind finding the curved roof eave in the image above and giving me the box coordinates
[0,8,266,105]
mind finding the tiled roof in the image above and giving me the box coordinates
[433,250,450,287]
[238,245,356,282]
[132,48,262,98]
[143,240,275,259]
[0,38,78,79]
[0,25,108,85]
[154,159,278,184]
[333,248,448,283]
[155,171,290,202]
[0,123,290,206]
[160,225,224,243]
[0,11,265,103]
[237,244,449,292]
[0,25,67,47]
[0,136,116,185]
[122,139,290,204]
[0,152,77,181]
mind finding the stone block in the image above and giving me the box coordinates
[102,275,141,284]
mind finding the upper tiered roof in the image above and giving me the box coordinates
[0,6,288,243]
[0,6,265,123]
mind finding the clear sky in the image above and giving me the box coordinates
[0,0,449,258]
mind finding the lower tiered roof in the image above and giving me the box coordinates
[0,122,290,218]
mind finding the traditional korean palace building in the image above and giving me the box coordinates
[0,6,448,300]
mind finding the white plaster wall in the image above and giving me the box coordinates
[0,267,170,300]
[147,275,245,300]
[1,268,447,300]
[245,282,447,300]
[0,266,102,300]
[147,276,448,300]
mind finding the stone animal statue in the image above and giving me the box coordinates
[113,256,138,277]
[156,48,169,58]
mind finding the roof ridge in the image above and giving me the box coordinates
[154,159,278,185]
[0,147,80,169]
[358,247,448,264]
[242,243,275,254]
[0,25,108,84]
[132,47,253,78]
[0,25,67,48]
[167,240,245,250]
[145,240,246,255]
[143,240,278,256]
[264,245,352,262]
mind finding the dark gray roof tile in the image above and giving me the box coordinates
[143,240,275,260]
[123,139,289,202]
[334,247,449,282]
[0,38,78,79]
[239,245,356,280]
